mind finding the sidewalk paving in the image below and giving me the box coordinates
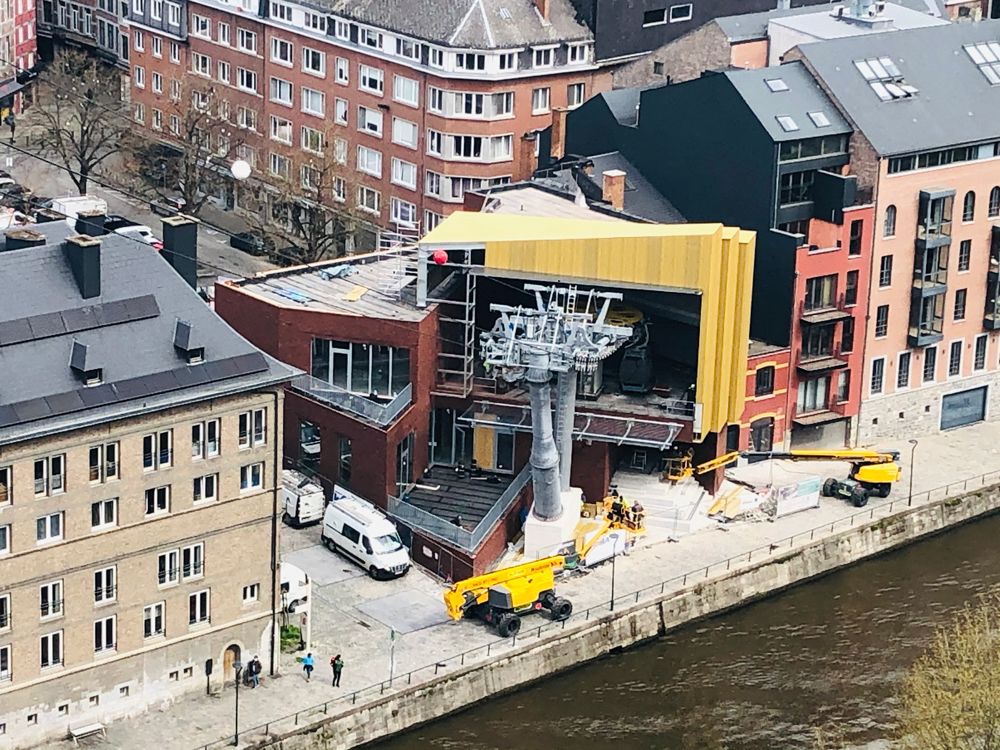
[70,420,1000,750]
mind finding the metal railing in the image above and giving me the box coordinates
[194,467,1000,750]
[290,376,412,428]
[388,465,531,552]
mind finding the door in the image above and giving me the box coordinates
[750,418,775,452]
[941,386,987,430]
[223,644,241,684]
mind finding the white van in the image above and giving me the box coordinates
[282,469,325,527]
[52,195,109,228]
[321,486,410,579]
[279,562,310,613]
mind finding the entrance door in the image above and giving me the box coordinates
[223,644,241,684]
[750,418,775,452]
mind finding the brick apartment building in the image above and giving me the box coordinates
[0,219,294,746]
[126,0,610,239]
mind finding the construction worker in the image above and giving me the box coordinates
[609,491,624,524]
[618,495,631,527]
[630,500,645,530]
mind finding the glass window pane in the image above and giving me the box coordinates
[371,345,391,397]
[351,343,369,394]
[391,348,410,395]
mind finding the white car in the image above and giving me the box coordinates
[114,224,164,251]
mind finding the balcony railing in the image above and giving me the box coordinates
[794,391,849,423]
[290,375,413,428]
[799,293,852,322]
[798,344,847,371]
[388,464,531,552]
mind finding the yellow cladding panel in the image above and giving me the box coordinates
[421,213,756,439]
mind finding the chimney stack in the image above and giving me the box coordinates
[4,228,46,251]
[63,234,102,299]
[74,209,106,238]
[602,170,626,212]
[533,0,550,21]
[162,214,199,289]
[550,107,569,161]
[515,132,538,183]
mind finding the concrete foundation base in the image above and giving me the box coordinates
[524,488,583,558]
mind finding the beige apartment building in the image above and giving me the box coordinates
[0,221,294,747]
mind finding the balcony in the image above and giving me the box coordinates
[799,294,852,325]
[793,392,848,427]
[915,188,955,250]
[986,227,1000,330]
[289,375,412,428]
[797,343,848,373]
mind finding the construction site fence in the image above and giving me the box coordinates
[194,468,1000,750]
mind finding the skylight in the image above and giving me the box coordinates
[963,42,1000,85]
[808,111,831,127]
[765,78,789,92]
[776,115,799,132]
[853,57,917,101]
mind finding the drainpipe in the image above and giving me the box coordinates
[269,388,280,677]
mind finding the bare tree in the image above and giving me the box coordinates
[29,50,130,195]
[896,593,1000,750]
[121,82,243,217]
[242,126,366,266]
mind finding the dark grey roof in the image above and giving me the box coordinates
[0,224,296,445]
[315,0,592,49]
[798,21,1000,155]
[715,0,943,42]
[601,88,641,127]
[588,153,686,223]
[726,61,852,142]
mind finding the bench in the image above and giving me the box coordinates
[68,722,106,745]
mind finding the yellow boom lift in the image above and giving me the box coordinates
[443,556,572,637]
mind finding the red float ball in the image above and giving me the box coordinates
[431,249,448,265]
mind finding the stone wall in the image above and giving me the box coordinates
[612,23,731,89]
[247,483,1000,750]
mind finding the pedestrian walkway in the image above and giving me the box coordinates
[62,421,1000,750]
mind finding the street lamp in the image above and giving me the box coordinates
[230,159,252,181]
[907,439,918,506]
[232,660,243,747]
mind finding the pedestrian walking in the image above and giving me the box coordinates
[4,114,14,144]
[302,652,314,681]
[250,655,261,688]
[331,654,344,687]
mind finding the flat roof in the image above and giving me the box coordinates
[769,3,946,38]
[479,185,627,222]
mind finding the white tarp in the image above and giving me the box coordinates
[771,476,822,518]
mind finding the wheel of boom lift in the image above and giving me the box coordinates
[822,478,838,497]
[550,597,573,621]
[497,612,521,638]
[875,483,891,498]
[851,487,870,508]
[539,590,556,609]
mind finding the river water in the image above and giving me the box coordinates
[377,514,1000,750]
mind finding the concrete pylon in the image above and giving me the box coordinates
[554,369,578,492]
[527,367,562,521]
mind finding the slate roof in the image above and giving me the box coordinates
[725,60,853,142]
[601,88,641,127]
[314,0,592,49]
[797,20,1000,155]
[0,224,296,445]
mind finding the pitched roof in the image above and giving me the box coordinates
[0,224,296,446]
[317,0,592,49]
[725,61,852,142]
[797,20,1000,155]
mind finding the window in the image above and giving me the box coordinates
[192,52,210,77]
[0,594,8,632]
[357,145,383,177]
[133,30,144,51]
[240,463,264,491]
[167,1,180,24]
[238,106,257,131]
[91,497,117,530]
[779,171,813,205]
[36,513,63,544]
[132,0,143,12]
[391,198,417,226]
[143,602,165,638]
[975,334,988,371]
[133,65,145,89]
[334,18,349,39]
[392,118,417,149]
[754,366,775,396]
[191,419,220,460]
[152,72,163,94]
[302,47,324,76]
[425,170,441,197]
[237,28,256,53]
[144,486,170,516]
[0,525,8,556]
[152,36,162,57]
[427,129,442,156]
[0,466,7,506]
[242,583,260,604]
[897,352,911,389]
[334,138,347,165]
[845,270,859,306]
[428,87,444,113]
[304,10,325,31]
[568,43,589,64]
[804,274,837,310]
[954,288,967,320]
[875,304,889,337]
[270,1,291,20]
[776,116,799,133]
[452,134,483,159]
[849,219,863,256]
[359,26,382,48]
[923,346,937,382]
[643,7,666,25]
[391,158,417,190]
[40,581,62,618]
[393,75,418,106]
[359,65,383,94]
[143,430,172,470]
[429,47,445,67]
[958,239,971,272]
[270,37,292,65]
[40,631,62,669]
[94,567,115,604]
[150,0,161,18]
[533,47,553,68]
[879,255,893,287]
[797,376,830,413]
[191,13,209,37]
[990,187,1000,218]
[170,79,181,101]
[357,105,383,135]
[182,543,204,580]
[270,77,292,105]
[335,57,348,84]
[188,590,210,626]
[949,340,962,376]
[193,474,218,504]
[531,87,550,114]
[339,437,352,486]
[836,370,851,402]
[334,97,348,125]
[301,125,324,154]
[493,91,514,116]
[963,191,976,222]
[358,186,381,214]
[301,87,324,117]
[884,205,896,237]
[455,52,485,70]
[567,82,585,109]
[498,52,516,70]
[169,41,179,63]
[669,3,693,21]
[870,358,885,395]
[157,550,179,586]
[239,409,267,448]
[218,21,229,44]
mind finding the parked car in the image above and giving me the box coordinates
[150,195,186,217]
[114,224,163,251]
[321,486,410,579]
[229,231,274,256]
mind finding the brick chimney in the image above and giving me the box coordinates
[162,214,199,289]
[515,132,538,183]
[602,170,626,212]
[63,234,102,299]
[533,0,550,21]
[550,107,569,161]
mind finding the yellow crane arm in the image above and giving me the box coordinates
[745,449,898,464]
[443,555,565,620]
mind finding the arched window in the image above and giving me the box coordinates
[963,191,976,222]
[883,204,896,237]
[989,187,1000,218]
